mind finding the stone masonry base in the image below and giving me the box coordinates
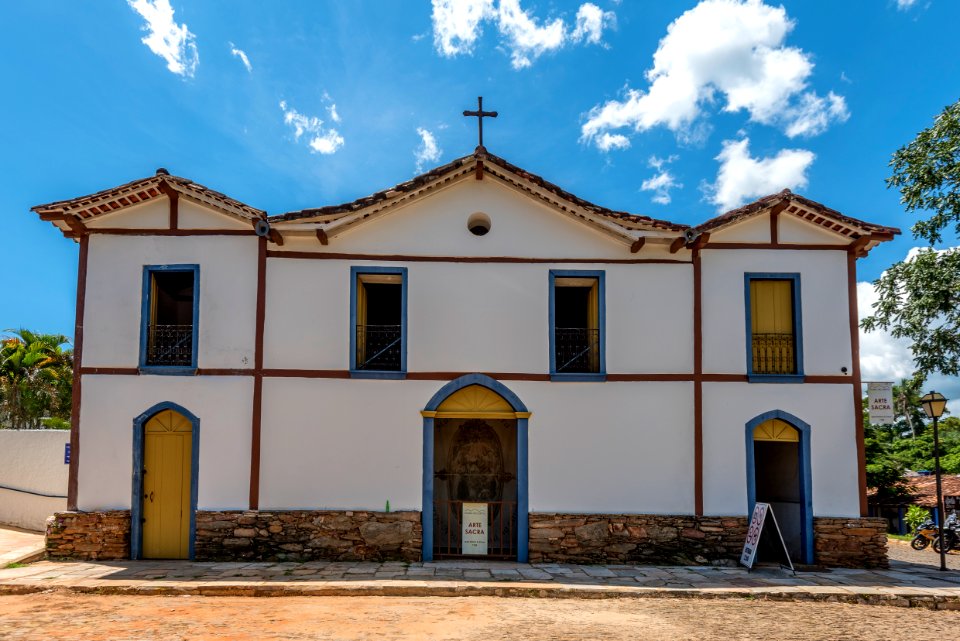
[194,510,422,562]
[45,510,887,568]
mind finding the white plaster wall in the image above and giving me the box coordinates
[76,375,253,511]
[178,200,252,230]
[83,235,259,369]
[701,382,859,518]
[707,215,771,243]
[262,260,694,374]
[281,178,633,259]
[605,265,693,373]
[779,213,849,245]
[259,379,693,514]
[0,430,69,530]
[263,259,349,370]
[700,249,853,376]
[259,378,432,510]
[85,199,168,229]
[516,381,695,514]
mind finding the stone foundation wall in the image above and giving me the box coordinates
[814,517,888,569]
[46,511,130,560]
[528,514,749,565]
[194,510,422,562]
[43,510,887,568]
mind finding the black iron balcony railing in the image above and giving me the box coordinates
[554,327,600,373]
[751,332,796,375]
[146,324,194,366]
[356,324,402,371]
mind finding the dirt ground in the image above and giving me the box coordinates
[1,594,958,641]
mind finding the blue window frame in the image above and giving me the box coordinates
[744,272,804,383]
[139,265,199,375]
[350,266,408,379]
[549,270,606,382]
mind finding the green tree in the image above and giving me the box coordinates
[862,99,960,381]
[0,329,73,429]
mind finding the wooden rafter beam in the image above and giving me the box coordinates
[316,229,329,245]
[630,237,646,254]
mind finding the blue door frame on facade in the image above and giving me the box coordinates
[130,401,201,560]
[422,373,529,562]
[744,409,814,565]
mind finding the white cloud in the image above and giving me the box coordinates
[229,42,252,72]
[432,0,494,56]
[279,100,345,155]
[783,91,849,138]
[641,155,682,204]
[431,0,614,70]
[581,0,847,149]
[896,0,918,10]
[414,128,443,172]
[127,0,199,78]
[705,138,814,211]
[596,132,631,151]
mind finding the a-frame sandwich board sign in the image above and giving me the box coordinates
[740,502,795,573]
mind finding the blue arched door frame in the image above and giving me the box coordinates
[422,373,529,562]
[131,401,201,560]
[745,409,813,564]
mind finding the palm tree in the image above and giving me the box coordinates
[0,329,72,429]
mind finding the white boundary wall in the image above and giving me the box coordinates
[0,430,69,530]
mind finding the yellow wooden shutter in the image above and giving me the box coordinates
[750,280,795,374]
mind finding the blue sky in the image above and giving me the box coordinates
[1,0,958,390]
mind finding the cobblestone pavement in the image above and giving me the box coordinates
[887,537,960,570]
[1,593,959,640]
[2,558,960,607]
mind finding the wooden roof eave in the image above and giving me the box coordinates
[276,159,666,250]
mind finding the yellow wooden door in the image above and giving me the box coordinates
[142,409,192,559]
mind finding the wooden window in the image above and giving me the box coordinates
[747,275,802,378]
[140,265,199,371]
[550,271,605,380]
[351,267,407,377]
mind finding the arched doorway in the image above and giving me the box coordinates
[131,402,199,560]
[422,374,530,562]
[745,410,812,564]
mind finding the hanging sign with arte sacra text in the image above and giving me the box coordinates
[740,502,794,572]
[462,503,488,555]
[867,382,895,425]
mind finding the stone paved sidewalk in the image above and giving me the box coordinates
[2,558,960,608]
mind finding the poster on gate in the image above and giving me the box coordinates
[462,503,488,555]
[867,382,895,425]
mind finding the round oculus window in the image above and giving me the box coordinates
[468,212,491,236]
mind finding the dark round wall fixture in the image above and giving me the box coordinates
[468,212,491,236]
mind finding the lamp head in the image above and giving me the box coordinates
[921,391,948,419]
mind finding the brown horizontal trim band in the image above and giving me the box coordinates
[265,251,692,265]
[607,373,693,382]
[78,367,855,384]
[704,242,850,251]
[87,229,256,236]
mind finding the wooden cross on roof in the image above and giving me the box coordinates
[463,96,498,148]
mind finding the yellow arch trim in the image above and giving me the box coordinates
[753,418,799,442]
[421,384,529,419]
[145,409,193,433]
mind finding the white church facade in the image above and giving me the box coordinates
[36,146,896,567]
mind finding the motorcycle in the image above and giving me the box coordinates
[933,512,959,554]
[911,518,937,551]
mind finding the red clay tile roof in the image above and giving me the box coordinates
[270,146,688,232]
[696,189,901,239]
[869,475,960,507]
[31,171,266,223]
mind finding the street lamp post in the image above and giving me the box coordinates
[921,391,949,572]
